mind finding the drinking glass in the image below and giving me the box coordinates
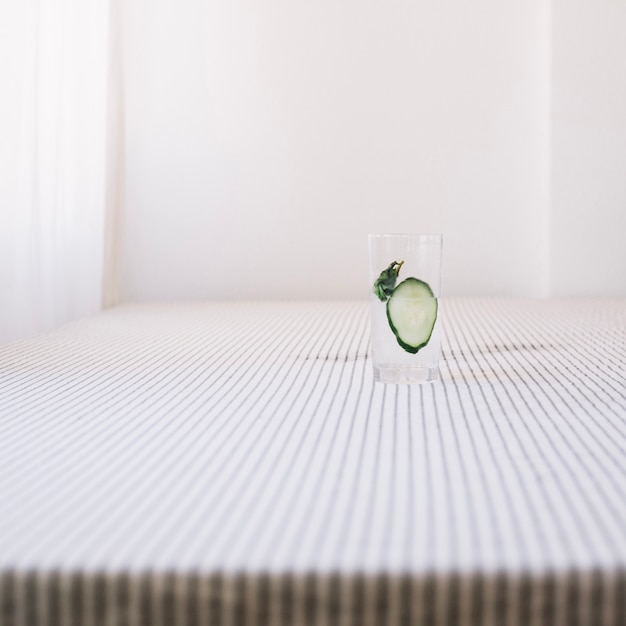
[369,234,443,383]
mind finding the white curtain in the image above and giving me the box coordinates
[0,0,120,346]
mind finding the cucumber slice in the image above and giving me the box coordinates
[386,278,438,354]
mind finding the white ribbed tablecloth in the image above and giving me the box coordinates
[0,299,625,626]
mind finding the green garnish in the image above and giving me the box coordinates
[374,260,438,353]
[386,277,438,353]
[373,260,404,302]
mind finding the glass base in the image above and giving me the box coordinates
[373,364,440,384]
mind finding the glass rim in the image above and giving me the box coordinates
[368,233,443,240]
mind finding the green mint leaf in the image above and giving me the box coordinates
[373,260,404,301]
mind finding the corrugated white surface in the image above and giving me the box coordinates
[0,299,624,625]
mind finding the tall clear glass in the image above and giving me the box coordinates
[368,234,443,383]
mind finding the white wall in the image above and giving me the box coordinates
[121,0,552,300]
[551,0,626,296]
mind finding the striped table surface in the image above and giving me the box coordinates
[0,298,624,626]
